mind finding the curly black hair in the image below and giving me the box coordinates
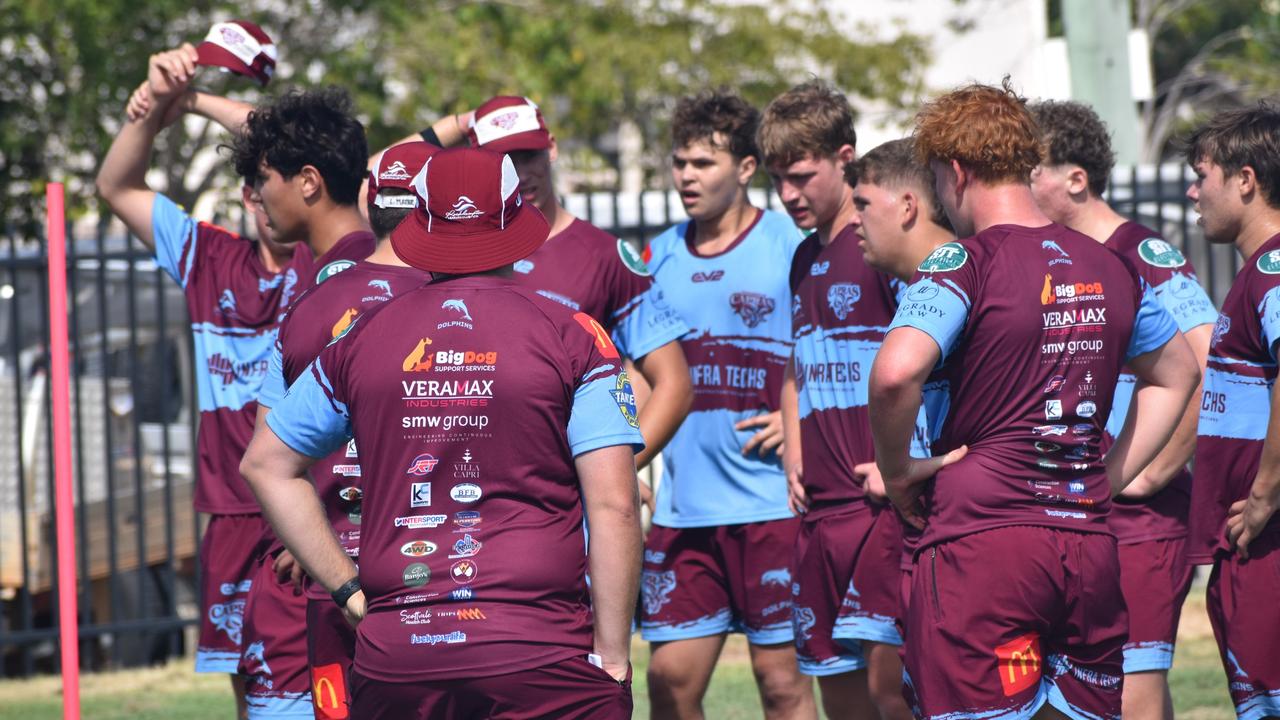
[672,90,761,162]
[232,86,368,206]
[1029,100,1115,197]
[1186,102,1280,209]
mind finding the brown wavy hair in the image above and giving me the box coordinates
[913,80,1041,185]
[758,81,856,168]
[1185,103,1280,208]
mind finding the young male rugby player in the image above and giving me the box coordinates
[641,90,814,720]
[1186,104,1280,720]
[248,142,435,719]
[763,92,920,720]
[871,82,1197,719]
[843,138,956,665]
[1031,100,1217,720]
[97,43,369,717]
[466,96,691,482]
[242,147,644,718]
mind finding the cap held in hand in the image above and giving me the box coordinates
[195,20,278,86]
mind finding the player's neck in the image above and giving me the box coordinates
[690,196,758,254]
[1065,199,1129,245]
[969,184,1052,234]
[539,200,577,241]
[365,238,410,268]
[816,190,856,246]
[258,244,293,274]
[307,204,372,259]
[1233,208,1280,260]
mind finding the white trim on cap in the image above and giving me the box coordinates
[414,157,434,232]
[204,21,267,67]
[370,150,387,188]
[499,155,520,230]
[471,103,542,147]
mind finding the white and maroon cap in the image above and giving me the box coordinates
[195,20,278,86]
[390,148,549,274]
[467,96,552,154]
[366,142,440,210]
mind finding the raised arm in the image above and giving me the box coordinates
[577,443,643,683]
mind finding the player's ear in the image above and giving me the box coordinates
[547,135,558,163]
[298,165,324,202]
[1237,165,1258,200]
[737,154,757,185]
[836,144,856,168]
[901,190,919,228]
[1067,166,1090,197]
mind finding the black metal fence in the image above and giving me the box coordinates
[0,164,1230,677]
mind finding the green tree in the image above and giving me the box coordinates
[1,0,928,238]
[1135,0,1280,160]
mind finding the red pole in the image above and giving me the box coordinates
[46,182,81,720]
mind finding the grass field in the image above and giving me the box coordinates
[0,593,1235,719]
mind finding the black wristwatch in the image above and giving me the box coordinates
[332,577,361,609]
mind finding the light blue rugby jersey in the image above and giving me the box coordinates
[646,209,804,527]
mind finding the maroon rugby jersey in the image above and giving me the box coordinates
[790,227,905,505]
[513,218,688,359]
[151,193,373,513]
[265,276,643,681]
[259,261,428,592]
[890,223,1178,551]
[1102,222,1217,545]
[1192,233,1280,562]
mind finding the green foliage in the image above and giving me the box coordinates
[1138,0,1280,159]
[0,0,928,237]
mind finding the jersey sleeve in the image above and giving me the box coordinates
[566,312,645,456]
[258,338,287,409]
[265,356,352,458]
[608,239,689,360]
[610,282,690,360]
[1126,280,1180,361]
[1256,283,1280,361]
[1132,249,1218,332]
[887,243,978,361]
[151,194,199,288]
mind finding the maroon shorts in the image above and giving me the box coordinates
[307,597,357,720]
[196,513,266,673]
[792,502,901,676]
[349,655,632,719]
[1117,537,1192,673]
[1206,533,1280,720]
[903,527,1125,720]
[239,553,313,718]
[640,518,799,645]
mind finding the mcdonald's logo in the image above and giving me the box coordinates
[994,632,1042,697]
[311,663,349,719]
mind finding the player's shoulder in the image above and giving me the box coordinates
[644,220,690,267]
[752,208,804,243]
[564,219,651,278]
[1242,235,1280,294]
